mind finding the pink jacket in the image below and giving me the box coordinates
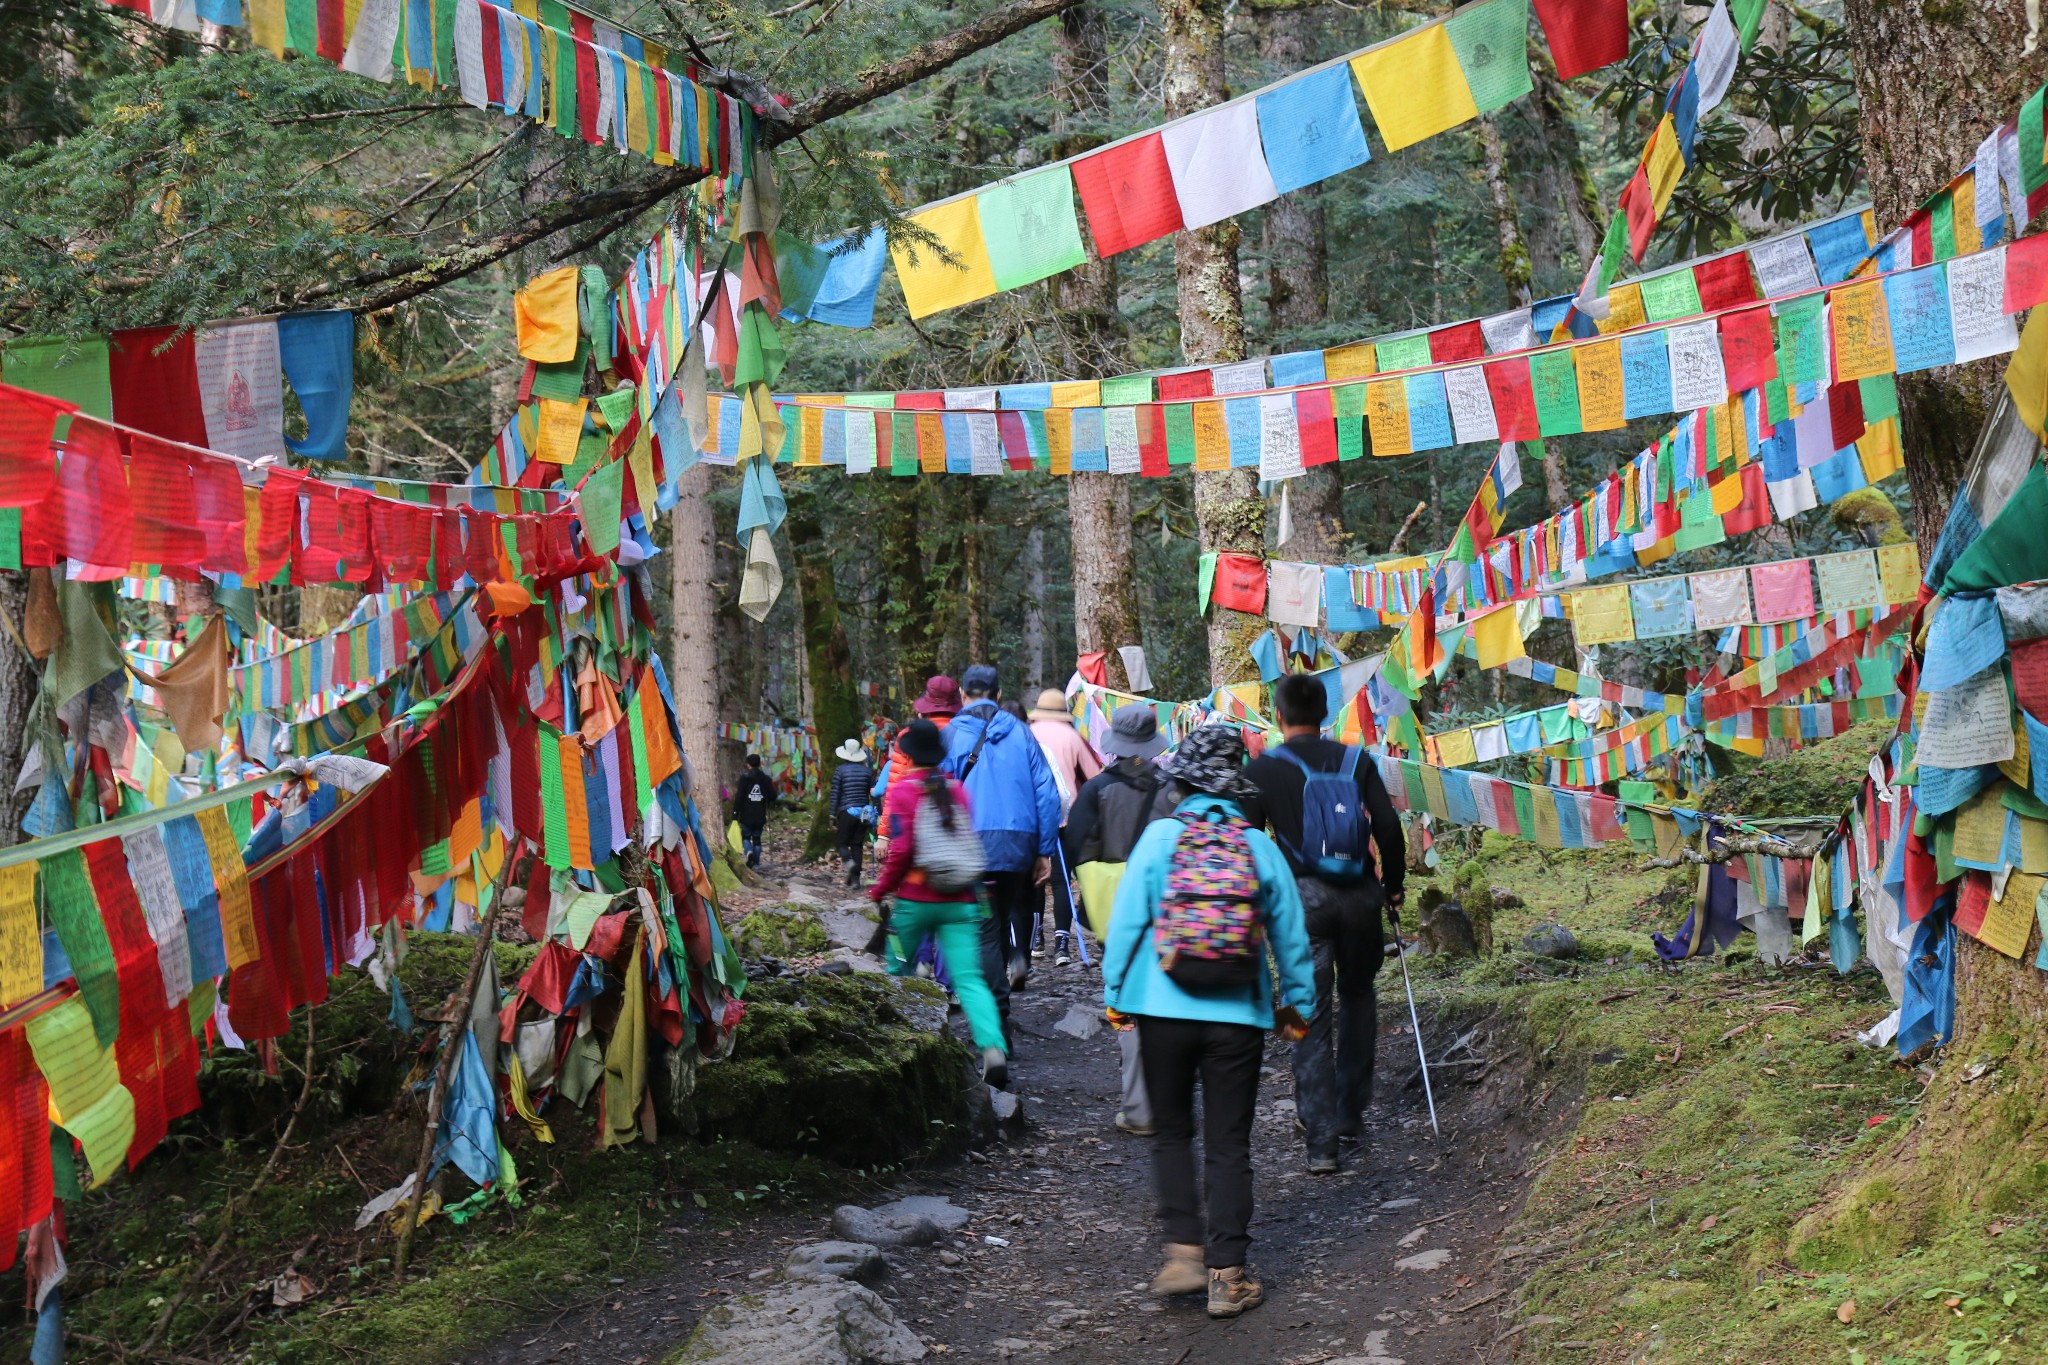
[1030,718,1101,814]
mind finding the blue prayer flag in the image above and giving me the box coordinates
[1255,66,1371,194]
[278,311,355,462]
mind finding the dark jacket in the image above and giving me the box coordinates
[828,760,875,816]
[1243,736,1405,904]
[1062,759,1173,867]
[733,769,776,827]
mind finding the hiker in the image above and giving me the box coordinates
[1245,672,1406,1176]
[870,719,1008,1089]
[886,676,962,792]
[1062,705,1172,1135]
[1029,687,1101,967]
[732,754,776,869]
[1102,723,1315,1320]
[942,665,1063,1014]
[828,739,876,888]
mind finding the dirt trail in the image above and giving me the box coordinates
[465,856,1564,1363]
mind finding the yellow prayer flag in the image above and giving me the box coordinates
[1193,401,1230,471]
[1472,604,1526,669]
[515,266,582,363]
[1714,396,1744,467]
[1829,278,1896,382]
[1598,282,1647,335]
[197,805,259,969]
[2007,304,2048,438]
[916,412,947,474]
[1981,872,2043,958]
[0,864,37,1006]
[624,60,650,155]
[891,199,999,319]
[1570,583,1636,647]
[1858,415,1903,483]
[1710,470,1745,515]
[535,396,588,464]
[248,0,286,55]
[1324,342,1377,379]
[1954,178,1983,256]
[1051,380,1102,408]
[26,996,134,1188]
[1876,540,1922,605]
[1574,339,1625,431]
[1350,23,1478,153]
[1645,115,1685,215]
[798,406,824,466]
[1045,408,1074,475]
[1364,378,1412,456]
[1436,729,1479,768]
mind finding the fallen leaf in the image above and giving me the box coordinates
[1867,1115,1891,1128]
[1700,1215,1718,1231]
[1837,1300,1855,1323]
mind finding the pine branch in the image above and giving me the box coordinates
[297,0,1085,314]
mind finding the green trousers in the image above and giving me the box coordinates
[887,899,1007,1054]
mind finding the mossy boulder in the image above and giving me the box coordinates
[730,907,831,958]
[1698,719,1892,818]
[683,972,973,1167]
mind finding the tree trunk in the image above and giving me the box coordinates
[1794,0,2048,1257]
[880,480,942,697]
[1530,49,1604,275]
[1022,525,1048,692]
[962,482,989,666]
[785,487,861,861]
[669,462,726,854]
[1070,472,1143,689]
[0,573,37,844]
[1161,0,1262,687]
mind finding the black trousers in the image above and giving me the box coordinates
[1039,861,1074,935]
[1136,1016,1265,1268]
[834,810,867,878]
[1291,878,1384,1157]
[982,866,1037,985]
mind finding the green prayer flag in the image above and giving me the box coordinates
[1528,350,1582,435]
[4,339,113,419]
[284,0,316,52]
[1731,0,1766,47]
[48,579,123,710]
[537,730,571,870]
[733,306,786,391]
[50,1129,81,1202]
[977,167,1088,292]
[1165,403,1196,465]
[1859,372,1900,424]
[1945,464,2048,593]
[580,266,613,375]
[1375,334,1431,373]
[1597,211,1630,290]
[2022,84,2048,197]
[775,234,832,318]
[418,838,450,878]
[1673,513,1727,553]
[1931,192,1958,263]
[1100,374,1155,405]
[580,458,625,557]
[1764,377,1790,427]
[889,411,918,474]
[1775,293,1827,386]
[530,336,591,401]
[1444,0,1532,113]
[593,386,637,432]
[1198,552,1217,613]
[1638,269,1704,322]
[0,509,18,572]
[41,850,120,1048]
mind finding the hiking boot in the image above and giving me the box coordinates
[1207,1266,1264,1318]
[1307,1151,1341,1176]
[1053,931,1072,966]
[1007,953,1029,990]
[981,1046,1009,1092]
[1115,1110,1154,1137]
[1149,1243,1206,1296]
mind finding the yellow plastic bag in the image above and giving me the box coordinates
[1075,861,1127,939]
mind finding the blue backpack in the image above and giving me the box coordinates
[1273,746,1368,884]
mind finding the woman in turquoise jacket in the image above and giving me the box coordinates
[1101,724,1316,1321]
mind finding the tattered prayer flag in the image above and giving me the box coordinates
[977,166,1088,292]
[1532,0,1625,79]
[1072,133,1182,257]
[1351,23,1478,153]
[892,199,998,319]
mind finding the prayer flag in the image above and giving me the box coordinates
[1532,0,1626,79]
[278,311,354,462]
[1444,0,1532,113]
[977,167,1088,292]
[515,266,581,363]
[5,339,114,420]
[1830,278,1896,382]
[1352,23,1478,153]
[195,319,287,465]
[1161,101,1279,229]
[1072,133,1182,257]
[1255,66,1370,193]
[891,198,999,318]
[107,327,207,446]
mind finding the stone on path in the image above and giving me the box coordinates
[1052,1004,1102,1040]
[820,908,878,952]
[1394,1248,1453,1272]
[871,1196,972,1232]
[1329,1329,1407,1364]
[1379,1197,1421,1211]
[784,1240,885,1285]
[667,1279,926,1363]
[781,883,832,910]
[831,1204,944,1248]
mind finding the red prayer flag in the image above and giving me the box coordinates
[1533,0,1628,79]
[1693,253,1757,312]
[574,38,601,144]
[123,433,205,571]
[1210,552,1268,614]
[1428,321,1486,364]
[2006,231,2048,311]
[190,455,248,575]
[1295,389,1337,467]
[1619,168,1656,260]
[1137,404,1172,475]
[479,2,505,107]
[1157,369,1215,401]
[0,385,69,508]
[1827,379,1866,450]
[30,417,131,576]
[108,327,209,447]
[1719,305,1778,393]
[1076,651,1108,686]
[0,1029,51,1272]
[1483,356,1540,441]
[1719,463,1772,536]
[1073,133,1184,258]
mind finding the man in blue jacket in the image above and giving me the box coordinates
[942,664,1063,1021]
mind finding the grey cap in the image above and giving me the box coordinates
[1100,705,1168,759]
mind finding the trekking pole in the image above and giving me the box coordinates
[1054,841,1091,966]
[1390,925,1440,1138]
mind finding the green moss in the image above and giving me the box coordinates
[729,908,830,958]
[1698,719,1895,819]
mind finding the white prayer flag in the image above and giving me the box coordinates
[454,0,489,109]
[1160,101,1280,231]
[1258,394,1304,481]
[1747,235,1820,298]
[1665,319,1728,411]
[1444,366,1500,444]
[1947,246,2019,364]
[195,319,287,465]
[1480,308,1538,354]
[1211,359,1269,395]
[1691,0,1740,116]
[1106,407,1144,474]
